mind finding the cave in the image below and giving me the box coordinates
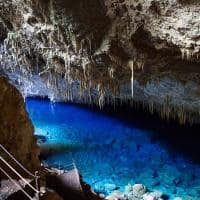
[0,0,200,200]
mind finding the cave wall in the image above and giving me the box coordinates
[0,0,200,123]
[0,76,40,175]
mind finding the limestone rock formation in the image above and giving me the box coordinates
[0,76,40,174]
[107,183,165,200]
[0,0,200,123]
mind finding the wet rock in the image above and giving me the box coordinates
[125,183,147,199]
[143,194,157,200]
[99,193,106,199]
[106,191,127,200]
[132,184,147,196]
[125,184,133,194]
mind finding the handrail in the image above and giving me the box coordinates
[35,171,40,200]
[64,163,75,169]
[72,160,76,169]
[0,144,36,178]
[0,166,34,200]
[71,160,83,193]
[0,156,40,194]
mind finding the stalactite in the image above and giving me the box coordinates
[97,84,105,109]
[1,0,199,125]
[180,48,198,60]
[57,25,61,41]
[49,0,56,25]
[127,59,134,98]
[109,54,123,66]
[108,67,114,78]
[82,58,88,79]
[86,36,92,53]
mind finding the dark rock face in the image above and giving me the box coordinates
[0,0,200,123]
[0,76,40,175]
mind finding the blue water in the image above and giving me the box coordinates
[26,98,200,199]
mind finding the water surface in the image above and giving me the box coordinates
[26,98,200,199]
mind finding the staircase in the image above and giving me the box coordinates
[0,144,43,200]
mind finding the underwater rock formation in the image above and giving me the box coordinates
[106,183,183,200]
[0,76,40,174]
[0,0,200,123]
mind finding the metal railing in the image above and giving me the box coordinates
[56,159,83,194]
[0,166,34,200]
[0,144,36,178]
[0,144,41,200]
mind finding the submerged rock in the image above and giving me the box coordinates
[143,193,157,200]
[125,183,147,199]
[106,191,127,200]
[173,198,182,200]
[104,183,119,192]
[143,191,164,200]
[132,184,147,197]
[148,191,163,199]
[35,134,47,144]
[123,183,169,200]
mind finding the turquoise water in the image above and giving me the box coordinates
[26,98,200,199]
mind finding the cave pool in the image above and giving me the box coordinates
[26,97,200,200]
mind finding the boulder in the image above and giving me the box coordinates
[132,184,147,197]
